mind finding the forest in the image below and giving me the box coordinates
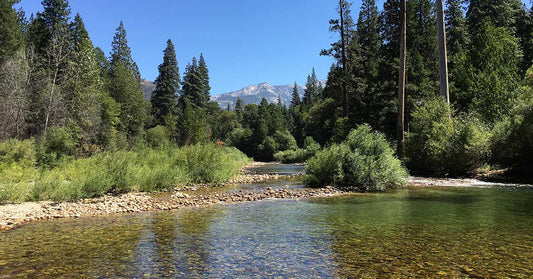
[1,0,533,202]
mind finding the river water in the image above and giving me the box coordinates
[0,164,532,278]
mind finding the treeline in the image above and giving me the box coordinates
[1,0,533,177]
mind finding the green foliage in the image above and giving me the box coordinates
[1,144,250,203]
[145,125,169,148]
[306,125,407,192]
[405,98,491,176]
[0,0,24,62]
[37,126,79,168]
[0,138,36,168]
[151,39,180,126]
[491,88,533,174]
[274,136,320,163]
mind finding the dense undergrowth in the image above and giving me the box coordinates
[0,141,250,203]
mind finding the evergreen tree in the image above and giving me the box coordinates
[235,97,244,121]
[468,21,521,122]
[108,21,145,140]
[446,0,471,110]
[321,0,356,116]
[466,0,523,33]
[357,0,381,81]
[0,0,24,62]
[64,14,102,140]
[516,6,533,73]
[303,68,320,107]
[180,57,206,107]
[110,21,140,81]
[198,53,210,102]
[151,39,180,126]
[290,82,301,108]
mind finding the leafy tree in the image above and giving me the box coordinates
[468,21,521,122]
[151,39,180,126]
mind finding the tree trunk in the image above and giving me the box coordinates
[339,0,348,117]
[436,0,450,104]
[397,0,407,156]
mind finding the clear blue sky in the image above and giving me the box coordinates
[15,1,529,95]
[16,0,356,95]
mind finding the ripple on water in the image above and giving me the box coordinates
[0,186,532,278]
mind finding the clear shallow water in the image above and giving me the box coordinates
[0,186,532,278]
[244,163,305,175]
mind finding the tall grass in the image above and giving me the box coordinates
[0,141,250,203]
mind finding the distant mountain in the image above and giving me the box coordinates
[141,79,326,108]
[141,79,155,100]
[212,82,321,109]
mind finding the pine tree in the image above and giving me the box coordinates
[198,53,210,102]
[110,21,140,81]
[108,21,145,140]
[468,21,521,123]
[151,39,180,126]
[446,0,471,110]
[321,0,356,116]
[357,0,381,81]
[64,14,102,140]
[180,57,205,108]
[235,97,244,121]
[0,0,24,62]
[303,68,320,107]
[466,0,523,33]
[290,82,301,108]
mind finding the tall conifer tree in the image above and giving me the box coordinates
[151,39,180,126]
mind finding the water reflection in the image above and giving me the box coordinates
[0,187,531,277]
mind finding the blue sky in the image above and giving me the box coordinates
[16,0,352,95]
[15,1,529,95]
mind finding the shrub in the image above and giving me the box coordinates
[274,136,320,163]
[405,98,491,176]
[36,126,79,168]
[146,125,170,148]
[273,130,297,151]
[305,125,407,192]
[0,138,36,168]
[491,92,533,174]
[2,144,250,203]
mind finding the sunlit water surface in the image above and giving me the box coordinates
[0,174,531,277]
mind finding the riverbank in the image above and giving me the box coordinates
[2,166,530,232]
[0,185,342,232]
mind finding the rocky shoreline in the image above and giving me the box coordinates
[0,177,342,232]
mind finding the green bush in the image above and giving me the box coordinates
[1,143,250,203]
[274,136,320,163]
[491,92,533,174]
[37,126,79,168]
[273,130,297,151]
[0,138,36,168]
[305,125,407,192]
[405,98,491,176]
[146,125,170,148]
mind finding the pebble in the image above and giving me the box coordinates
[0,175,343,232]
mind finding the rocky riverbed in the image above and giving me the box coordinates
[0,183,342,232]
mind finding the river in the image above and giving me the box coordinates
[0,164,531,277]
